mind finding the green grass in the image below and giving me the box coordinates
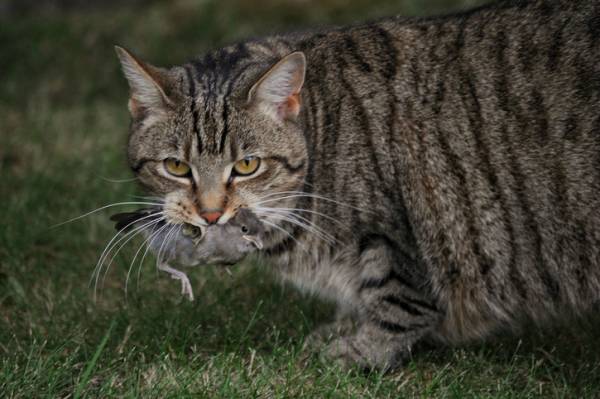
[3,0,600,397]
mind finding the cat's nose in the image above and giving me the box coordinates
[199,210,223,225]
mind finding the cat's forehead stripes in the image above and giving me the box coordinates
[184,43,251,156]
[182,41,289,158]
[183,65,202,156]
[184,68,226,156]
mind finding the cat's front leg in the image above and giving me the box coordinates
[324,239,440,371]
[303,309,356,350]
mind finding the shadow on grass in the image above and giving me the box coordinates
[409,311,600,396]
[88,262,334,356]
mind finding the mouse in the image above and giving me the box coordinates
[110,207,264,300]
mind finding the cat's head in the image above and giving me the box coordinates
[115,44,309,244]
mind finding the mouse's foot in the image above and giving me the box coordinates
[158,262,194,301]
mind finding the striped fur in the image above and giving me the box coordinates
[117,0,600,370]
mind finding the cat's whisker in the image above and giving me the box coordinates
[90,212,160,290]
[165,225,182,263]
[125,221,165,296]
[131,195,165,203]
[93,212,164,285]
[254,192,343,206]
[163,225,182,264]
[90,212,164,301]
[94,218,164,300]
[100,216,166,291]
[253,190,311,201]
[155,223,180,270]
[125,221,166,300]
[284,206,360,241]
[254,207,337,245]
[136,222,172,293]
[152,224,184,286]
[254,209,336,246]
[257,205,346,227]
[251,180,315,202]
[255,206,336,238]
[53,201,164,229]
[254,192,373,214]
[165,225,184,264]
[259,218,306,252]
[255,190,333,199]
[252,190,324,203]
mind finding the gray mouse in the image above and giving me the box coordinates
[110,208,264,300]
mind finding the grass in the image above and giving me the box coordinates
[2,0,600,397]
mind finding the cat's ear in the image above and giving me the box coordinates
[115,45,173,118]
[248,52,306,122]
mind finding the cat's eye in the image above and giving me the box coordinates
[164,158,191,177]
[233,156,260,176]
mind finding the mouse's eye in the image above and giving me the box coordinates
[182,224,202,238]
[232,156,260,177]
[241,225,249,234]
[164,158,192,177]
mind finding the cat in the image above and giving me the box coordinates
[109,208,264,300]
[114,0,600,370]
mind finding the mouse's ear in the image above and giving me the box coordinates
[110,212,142,231]
[110,209,159,231]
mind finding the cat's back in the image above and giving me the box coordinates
[376,0,600,342]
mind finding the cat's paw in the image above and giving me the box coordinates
[323,336,371,371]
[302,318,356,353]
[323,334,405,372]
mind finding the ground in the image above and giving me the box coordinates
[3,0,600,397]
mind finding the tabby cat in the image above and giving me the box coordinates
[114,0,600,370]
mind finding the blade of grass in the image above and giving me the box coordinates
[74,319,116,399]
